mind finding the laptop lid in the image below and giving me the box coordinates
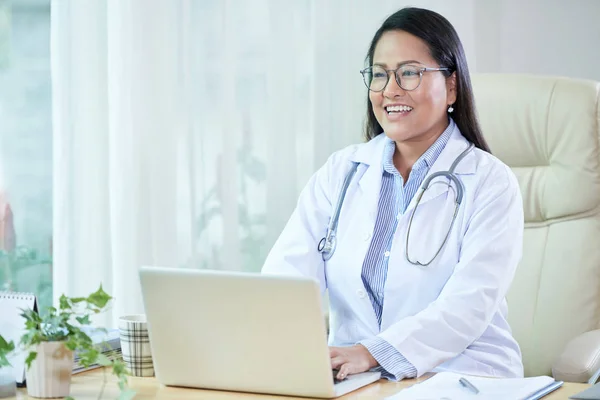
[138,266,337,398]
[570,382,600,400]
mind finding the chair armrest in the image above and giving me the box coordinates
[552,329,600,383]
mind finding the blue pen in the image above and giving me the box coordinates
[459,377,480,394]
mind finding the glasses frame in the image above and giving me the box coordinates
[360,64,451,92]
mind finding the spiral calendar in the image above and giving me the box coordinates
[0,291,37,385]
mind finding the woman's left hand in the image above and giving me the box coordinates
[329,345,379,380]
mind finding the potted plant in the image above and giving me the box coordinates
[19,285,135,400]
[0,335,15,398]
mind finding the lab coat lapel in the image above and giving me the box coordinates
[348,135,388,225]
[404,127,476,213]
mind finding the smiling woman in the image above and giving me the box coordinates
[362,9,490,171]
[365,32,455,148]
[262,6,525,383]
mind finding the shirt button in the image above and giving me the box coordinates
[384,251,391,257]
[378,292,384,297]
[363,232,372,241]
[356,289,367,299]
[396,213,401,220]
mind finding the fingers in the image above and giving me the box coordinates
[330,356,345,369]
[336,362,352,380]
[329,347,342,357]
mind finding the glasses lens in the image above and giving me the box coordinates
[398,65,421,91]
[364,66,387,92]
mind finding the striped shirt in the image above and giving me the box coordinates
[359,119,455,380]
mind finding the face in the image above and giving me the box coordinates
[369,30,456,143]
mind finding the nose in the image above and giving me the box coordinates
[383,72,406,98]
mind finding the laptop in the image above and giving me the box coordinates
[138,266,381,398]
[570,381,600,399]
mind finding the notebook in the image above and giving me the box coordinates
[387,371,563,400]
[0,291,37,386]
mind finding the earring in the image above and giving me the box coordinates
[447,104,454,113]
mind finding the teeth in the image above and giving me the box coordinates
[386,105,413,112]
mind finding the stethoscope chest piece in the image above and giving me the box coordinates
[318,235,336,261]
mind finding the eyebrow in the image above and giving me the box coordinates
[372,60,423,68]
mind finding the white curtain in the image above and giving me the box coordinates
[51,0,476,328]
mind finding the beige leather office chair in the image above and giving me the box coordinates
[471,73,600,382]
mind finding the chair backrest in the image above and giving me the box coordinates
[471,73,600,377]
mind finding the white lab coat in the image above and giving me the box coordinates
[262,124,525,379]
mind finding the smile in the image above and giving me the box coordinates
[385,105,413,113]
[385,104,413,120]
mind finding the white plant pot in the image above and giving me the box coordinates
[0,367,16,398]
[25,342,74,398]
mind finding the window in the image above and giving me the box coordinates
[0,0,52,309]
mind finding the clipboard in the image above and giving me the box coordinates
[386,371,563,400]
[0,291,37,386]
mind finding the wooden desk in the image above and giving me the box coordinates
[9,369,590,399]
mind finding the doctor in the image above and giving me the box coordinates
[262,7,524,382]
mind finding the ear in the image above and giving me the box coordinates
[446,72,457,105]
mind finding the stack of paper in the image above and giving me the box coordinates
[387,372,563,400]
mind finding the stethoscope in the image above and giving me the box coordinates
[318,143,475,266]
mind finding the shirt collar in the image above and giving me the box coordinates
[382,118,456,175]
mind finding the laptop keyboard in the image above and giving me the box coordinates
[332,369,346,384]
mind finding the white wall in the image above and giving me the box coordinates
[312,0,600,158]
[473,0,600,81]
[354,1,600,81]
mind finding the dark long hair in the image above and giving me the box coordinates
[363,7,490,153]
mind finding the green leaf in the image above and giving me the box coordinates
[64,337,78,351]
[95,353,112,367]
[59,295,70,310]
[112,360,127,376]
[0,336,14,368]
[86,285,112,309]
[75,330,92,345]
[20,308,42,325]
[70,297,87,304]
[20,331,44,348]
[25,351,37,369]
[0,334,13,350]
[0,356,10,368]
[75,315,90,325]
[79,348,100,368]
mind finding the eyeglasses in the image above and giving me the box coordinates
[360,64,450,92]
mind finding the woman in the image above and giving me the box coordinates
[262,7,524,382]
